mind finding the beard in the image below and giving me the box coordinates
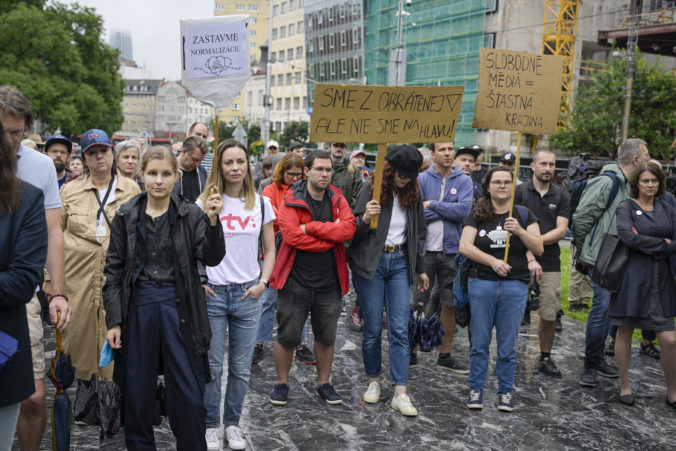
[53,158,65,172]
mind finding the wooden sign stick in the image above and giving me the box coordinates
[214,114,219,151]
[503,132,522,262]
[369,143,387,229]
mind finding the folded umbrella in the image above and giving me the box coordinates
[48,313,75,451]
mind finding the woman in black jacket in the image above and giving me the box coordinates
[348,145,429,417]
[103,146,225,450]
[611,161,676,408]
[0,123,48,447]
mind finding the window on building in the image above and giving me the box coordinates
[318,36,324,52]
[280,26,286,38]
[250,42,256,49]
[275,122,282,131]
[277,74,284,85]
[258,90,264,105]
[340,4,345,19]
[318,11,323,24]
[290,0,296,11]
[276,99,282,110]
[353,28,359,45]
[249,3,258,11]
[288,23,295,36]
[247,91,253,107]
[232,103,241,111]
[287,48,293,60]
[235,3,245,11]
[329,34,335,49]
[286,73,292,85]
[281,2,287,14]
[298,20,304,33]
[215,3,224,11]
[273,5,279,16]
[340,58,347,76]
[293,97,300,110]
[296,46,303,59]
[250,17,257,23]
[278,49,285,61]
[319,62,325,78]
[309,39,314,54]
[353,57,360,77]
[303,96,308,108]
[328,6,334,22]
[250,29,257,36]
[285,98,291,110]
[294,71,301,84]
[272,28,278,40]
[270,75,275,86]
[330,61,336,77]
[340,31,346,47]
[270,51,276,62]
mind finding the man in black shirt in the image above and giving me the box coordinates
[515,149,570,377]
[268,150,356,406]
[173,136,207,202]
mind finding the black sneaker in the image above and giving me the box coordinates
[270,383,289,405]
[579,367,597,388]
[466,390,483,409]
[555,311,563,332]
[409,352,418,368]
[295,344,317,365]
[538,357,562,378]
[497,392,515,412]
[437,355,469,374]
[521,310,531,327]
[317,383,343,405]
[252,343,264,365]
[596,360,619,378]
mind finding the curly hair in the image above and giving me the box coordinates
[629,161,666,199]
[473,166,513,224]
[0,122,20,214]
[272,153,305,186]
[369,161,419,207]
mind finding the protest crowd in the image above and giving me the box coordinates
[2,84,676,451]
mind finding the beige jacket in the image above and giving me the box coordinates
[60,175,140,380]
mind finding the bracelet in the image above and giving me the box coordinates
[541,236,545,244]
[48,294,69,303]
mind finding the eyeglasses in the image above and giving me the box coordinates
[285,171,303,179]
[47,149,69,156]
[490,180,512,186]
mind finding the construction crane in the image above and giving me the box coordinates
[541,0,580,130]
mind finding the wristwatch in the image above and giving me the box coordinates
[260,279,269,288]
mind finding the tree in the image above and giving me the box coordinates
[0,2,124,136]
[279,121,309,149]
[554,50,676,159]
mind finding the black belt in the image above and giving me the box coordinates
[383,243,407,253]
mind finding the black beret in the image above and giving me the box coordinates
[385,144,423,179]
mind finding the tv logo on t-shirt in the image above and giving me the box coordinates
[220,214,257,230]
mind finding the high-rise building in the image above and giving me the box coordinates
[304,0,364,127]
[215,0,271,123]
[269,0,309,134]
[109,28,133,61]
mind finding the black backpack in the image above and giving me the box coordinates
[569,172,620,221]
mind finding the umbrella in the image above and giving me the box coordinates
[48,314,75,451]
[420,311,444,352]
[408,303,423,352]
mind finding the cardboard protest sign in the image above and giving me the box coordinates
[310,84,464,144]
[472,49,563,135]
[181,15,251,110]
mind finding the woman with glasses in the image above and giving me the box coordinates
[459,166,542,412]
[254,154,316,365]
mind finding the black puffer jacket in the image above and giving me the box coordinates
[103,193,225,390]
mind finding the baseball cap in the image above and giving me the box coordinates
[500,152,516,164]
[81,129,113,153]
[331,142,347,148]
[350,149,366,158]
[45,134,73,153]
[266,140,279,149]
[455,145,482,159]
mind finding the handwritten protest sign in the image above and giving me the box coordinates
[310,84,464,144]
[472,49,563,135]
[181,15,250,110]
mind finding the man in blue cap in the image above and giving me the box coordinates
[45,134,74,188]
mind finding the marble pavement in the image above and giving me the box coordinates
[20,304,676,450]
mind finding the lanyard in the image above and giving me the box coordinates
[93,177,114,228]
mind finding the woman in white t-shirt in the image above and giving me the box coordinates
[197,139,275,451]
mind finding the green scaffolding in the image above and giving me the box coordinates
[364,0,486,145]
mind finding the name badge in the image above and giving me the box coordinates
[95,225,107,238]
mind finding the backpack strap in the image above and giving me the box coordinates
[514,204,530,228]
[603,172,621,209]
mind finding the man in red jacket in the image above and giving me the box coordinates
[269,150,356,406]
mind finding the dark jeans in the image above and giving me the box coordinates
[584,266,612,368]
[124,282,206,451]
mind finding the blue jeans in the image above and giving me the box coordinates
[468,278,527,393]
[353,251,411,386]
[584,266,612,368]
[255,286,307,343]
[203,280,261,428]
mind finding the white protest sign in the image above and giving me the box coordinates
[181,15,251,111]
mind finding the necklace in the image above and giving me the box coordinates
[633,198,654,211]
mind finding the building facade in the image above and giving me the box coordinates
[215,0,270,123]
[119,79,161,137]
[304,0,364,125]
[154,81,189,139]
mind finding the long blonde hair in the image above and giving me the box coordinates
[199,139,256,209]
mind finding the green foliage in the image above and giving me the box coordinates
[554,50,676,159]
[0,2,124,136]
[279,121,309,150]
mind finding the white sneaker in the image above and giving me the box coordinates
[205,427,220,451]
[391,393,418,416]
[364,381,380,403]
[225,425,247,450]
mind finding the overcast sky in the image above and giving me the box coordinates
[63,0,214,80]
